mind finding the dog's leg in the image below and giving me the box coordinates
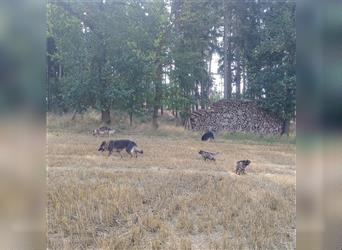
[118,149,124,159]
[108,150,112,157]
[127,148,132,157]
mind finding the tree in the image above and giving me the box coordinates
[244,2,296,134]
[170,0,220,122]
[47,0,296,133]
[223,0,232,99]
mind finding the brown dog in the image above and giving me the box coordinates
[235,160,251,175]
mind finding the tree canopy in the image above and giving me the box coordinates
[47,0,295,132]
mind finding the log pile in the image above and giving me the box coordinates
[187,99,283,135]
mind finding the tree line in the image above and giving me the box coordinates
[47,0,295,132]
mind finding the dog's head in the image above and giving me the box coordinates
[98,141,107,152]
[198,150,204,155]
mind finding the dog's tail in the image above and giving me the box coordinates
[133,146,143,154]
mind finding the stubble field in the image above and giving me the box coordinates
[47,115,295,250]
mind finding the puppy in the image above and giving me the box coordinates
[92,126,115,136]
[98,139,143,158]
[235,160,251,175]
[201,131,215,141]
[199,150,218,161]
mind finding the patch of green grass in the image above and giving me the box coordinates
[219,131,296,145]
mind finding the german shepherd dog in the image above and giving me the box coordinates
[201,131,215,141]
[92,126,115,136]
[98,139,143,158]
[235,160,251,175]
[198,150,218,161]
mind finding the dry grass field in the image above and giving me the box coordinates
[47,113,296,250]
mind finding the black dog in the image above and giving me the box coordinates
[98,139,143,158]
[199,150,218,161]
[201,131,215,141]
[235,160,251,175]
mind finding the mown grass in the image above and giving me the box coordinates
[47,112,296,249]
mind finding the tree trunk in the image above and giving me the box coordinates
[153,67,162,129]
[206,52,213,107]
[281,119,290,136]
[71,110,77,120]
[46,61,51,111]
[152,108,159,128]
[59,64,62,78]
[153,51,163,129]
[242,64,247,96]
[161,105,163,116]
[195,81,200,110]
[101,109,111,124]
[200,80,205,109]
[235,58,241,99]
[223,1,232,99]
[98,34,110,124]
[129,112,133,127]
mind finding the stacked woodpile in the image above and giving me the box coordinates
[186,99,283,135]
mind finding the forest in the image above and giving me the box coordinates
[47,0,296,132]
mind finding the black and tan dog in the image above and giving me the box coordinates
[235,160,251,175]
[98,139,143,158]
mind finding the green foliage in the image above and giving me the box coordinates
[244,2,296,121]
[217,1,296,122]
[47,0,296,126]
